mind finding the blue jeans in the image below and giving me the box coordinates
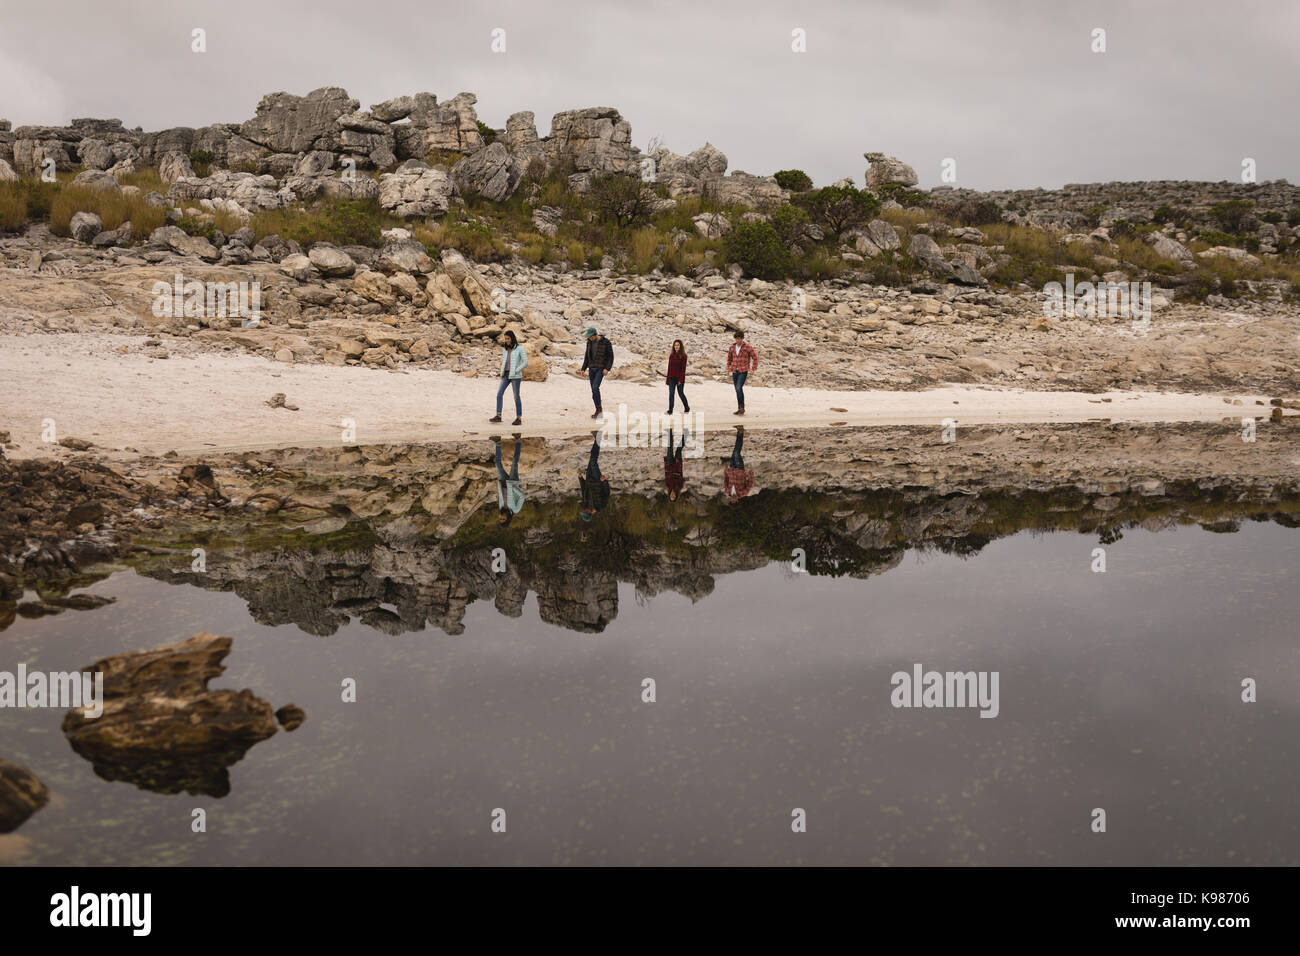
[589,368,605,411]
[732,371,748,409]
[495,440,521,481]
[667,378,688,413]
[496,376,521,417]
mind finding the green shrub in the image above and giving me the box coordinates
[1083,204,1108,228]
[773,169,813,192]
[189,149,214,177]
[1260,211,1283,224]
[176,216,218,241]
[798,184,880,236]
[475,121,497,145]
[937,196,1001,225]
[588,173,654,228]
[1288,209,1300,228]
[1109,219,1137,239]
[877,183,928,207]
[724,220,792,279]
[1210,199,1254,233]
[770,203,813,245]
[1197,229,1240,247]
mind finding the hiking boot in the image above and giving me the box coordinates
[488,435,502,443]
[488,415,502,423]
[734,408,745,415]
[591,409,603,419]
[511,417,522,426]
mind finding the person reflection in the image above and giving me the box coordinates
[579,431,611,521]
[664,426,687,501]
[491,432,525,526]
[721,425,755,503]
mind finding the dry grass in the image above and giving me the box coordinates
[49,184,168,237]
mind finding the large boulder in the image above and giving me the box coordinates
[0,158,16,182]
[864,152,918,190]
[69,211,103,243]
[376,237,433,274]
[148,224,219,261]
[0,758,48,833]
[379,160,453,217]
[239,86,359,154]
[452,141,523,201]
[308,243,356,277]
[158,151,196,183]
[72,169,120,192]
[1146,232,1194,265]
[61,633,281,797]
[370,95,415,122]
[866,218,902,251]
[545,107,636,174]
[396,92,484,158]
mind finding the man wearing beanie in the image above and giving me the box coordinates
[580,327,614,419]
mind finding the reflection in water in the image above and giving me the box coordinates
[1,425,1298,864]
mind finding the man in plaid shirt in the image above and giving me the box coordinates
[725,331,758,415]
[722,425,755,501]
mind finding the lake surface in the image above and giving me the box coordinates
[3,476,1297,865]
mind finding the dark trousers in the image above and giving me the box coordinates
[495,440,521,482]
[667,377,689,413]
[732,370,748,409]
[729,429,745,469]
[495,376,521,417]
[666,428,685,464]
[589,368,605,411]
[587,438,602,480]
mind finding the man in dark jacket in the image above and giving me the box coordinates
[580,327,614,419]
[579,432,611,520]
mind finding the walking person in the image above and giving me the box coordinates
[491,434,525,526]
[664,426,686,501]
[665,339,690,416]
[580,327,614,419]
[489,330,528,426]
[721,425,755,502]
[725,330,759,416]
[579,432,611,520]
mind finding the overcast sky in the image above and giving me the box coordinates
[1,0,1296,190]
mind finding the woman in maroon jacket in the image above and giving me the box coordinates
[666,340,690,415]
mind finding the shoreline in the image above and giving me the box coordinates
[0,332,1283,460]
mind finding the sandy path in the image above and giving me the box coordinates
[0,333,1267,457]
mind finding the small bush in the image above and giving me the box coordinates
[798,184,880,236]
[1260,211,1283,224]
[475,121,497,145]
[589,173,655,228]
[937,196,1002,226]
[770,203,813,246]
[773,169,813,192]
[1210,199,1254,233]
[189,149,214,177]
[48,183,168,237]
[1288,209,1300,228]
[1197,229,1240,247]
[1109,219,1137,240]
[877,183,928,208]
[724,220,791,279]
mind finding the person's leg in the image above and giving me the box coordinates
[590,369,604,411]
[511,379,522,418]
[510,439,521,480]
[495,377,509,416]
[667,380,675,414]
[730,428,744,468]
[678,380,689,413]
[495,441,506,482]
[735,371,747,409]
[587,437,601,479]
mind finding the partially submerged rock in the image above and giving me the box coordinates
[61,632,285,797]
[0,758,48,833]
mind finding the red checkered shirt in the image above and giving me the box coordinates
[725,341,758,373]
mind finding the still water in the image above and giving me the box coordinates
[3,506,1297,865]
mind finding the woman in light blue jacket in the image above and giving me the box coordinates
[489,330,528,426]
